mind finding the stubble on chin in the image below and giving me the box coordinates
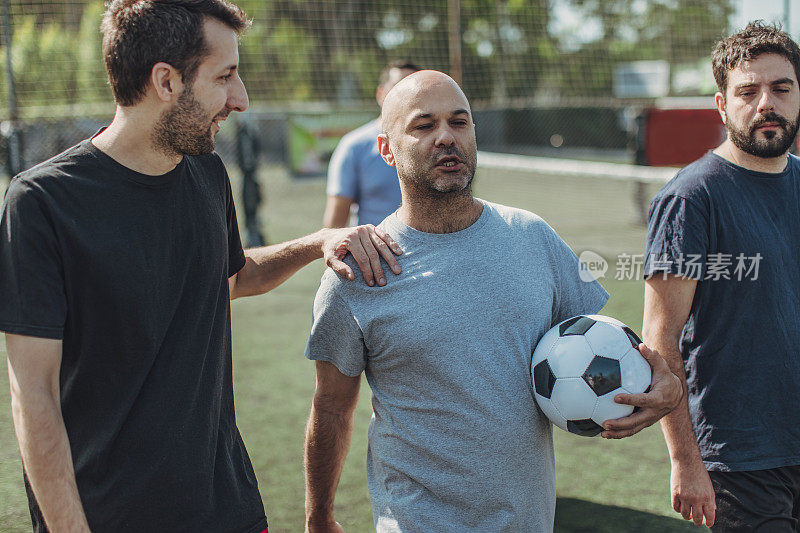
[152,92,216,158]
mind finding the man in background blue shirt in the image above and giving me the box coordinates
[323,61,419,227]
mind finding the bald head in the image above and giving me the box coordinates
[381,70,471,137]
[376,69,478,201]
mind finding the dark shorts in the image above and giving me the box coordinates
[709,466,800,532]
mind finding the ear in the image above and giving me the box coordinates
[714,91,727,124]
[150,62,184,103]
[377,134,396,167]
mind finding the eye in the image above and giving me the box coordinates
[415,123,433,130]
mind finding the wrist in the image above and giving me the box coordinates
[303,229,329,260]
[306,511,336,527]
[669,449,704,466]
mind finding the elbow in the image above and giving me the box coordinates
[312,391,359,418]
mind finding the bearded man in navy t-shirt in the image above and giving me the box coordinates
[644,21,800,531]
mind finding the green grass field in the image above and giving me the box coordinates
[0,165,701,532]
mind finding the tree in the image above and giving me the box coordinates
[552,0,733,98]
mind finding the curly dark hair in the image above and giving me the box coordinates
[101,0,250,107]
[712,20,800,96]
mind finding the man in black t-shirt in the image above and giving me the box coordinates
[0,2,401,532]
[641,22,800,531]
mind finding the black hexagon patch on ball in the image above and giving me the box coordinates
[559,315,596,336]
[623,326,642,348]
[567,419,604,437]
[533,360,556,399]
[581,356,622,396]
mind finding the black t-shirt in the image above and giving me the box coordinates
[645,152,800,472]
[0,138,267,532]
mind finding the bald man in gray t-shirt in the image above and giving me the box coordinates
[303,70,682,533]
[307,201,607,531]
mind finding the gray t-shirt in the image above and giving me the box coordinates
[306,200,608,532]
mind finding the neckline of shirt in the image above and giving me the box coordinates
[708,151,795,180]
[383,199,491,243]
[83,129,187,189]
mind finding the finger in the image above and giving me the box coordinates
[693,504,705,526]
[602,406,658,431]
[681,502,692,521]
[673,494,681,513]
[346,239,375,286]
[369,228,401,275]
[357,227,386,286]
[637,343,669,372]
[600,424,642,439]
[705,503,716,528]
[613,388,665,408]
[371,225,403,257]
[326,255,355,281]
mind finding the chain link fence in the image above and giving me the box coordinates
[0,0,794,240]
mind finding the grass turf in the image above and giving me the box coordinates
[0,166,700,531]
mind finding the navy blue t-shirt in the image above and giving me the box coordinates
[645,151,800,472]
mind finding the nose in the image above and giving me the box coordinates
[435,125,456,147]
[757,89,774,114]
[227,75,249,113]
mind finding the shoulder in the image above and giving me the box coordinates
[788,153,800,172]
[185,152,227,175]
[336,120,381,152]
[314,267,358,309]
[185,152,231,198]
[651,152,720,208]
[8,141,97,204]
[481,200,556,236]
[14,141,96,187]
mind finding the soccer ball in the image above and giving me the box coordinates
[531,315,651,437]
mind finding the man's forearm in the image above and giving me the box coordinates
[642,335,703,464]
[304,403,355,526]
[234,230,330,298]
[11,389,90,531]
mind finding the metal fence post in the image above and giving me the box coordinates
[1,0,23,180]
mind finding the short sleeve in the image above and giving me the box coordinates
[546,228,609,325]
[305,279,367,377]
[644,194,709,280]
[224,170,245,277]
[0,180,67,339]
[326,136,359,200]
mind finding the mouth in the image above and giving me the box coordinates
[434,155,464,171]
[211,117,226,134]
[212,112,229,131]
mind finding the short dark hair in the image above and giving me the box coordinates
[378,60,421,88]
[101,0,250,107]
[712,20,800,95]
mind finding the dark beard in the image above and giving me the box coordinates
[152,89,216,157]
[728,110,800,158]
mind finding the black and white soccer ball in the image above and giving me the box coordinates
[531,315,651,437]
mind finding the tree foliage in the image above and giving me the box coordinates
[0,0,735,116]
